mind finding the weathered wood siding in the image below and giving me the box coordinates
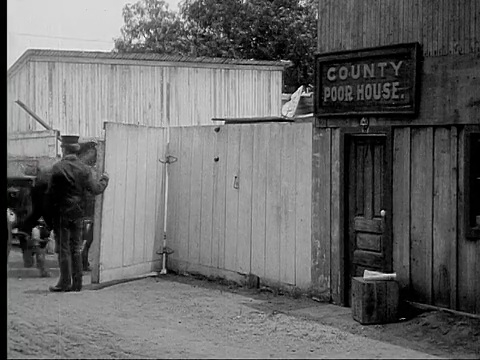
[311,127,343,302]
[318,0,479,55]
[7,56,283,137]
[7,130,59,158]
[167,123,312,289]
[97,122,167,283]
[313,125,480,313]
[393,126,480,314]
[314,0,480,315]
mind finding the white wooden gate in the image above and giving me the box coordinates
[96,122,168,283]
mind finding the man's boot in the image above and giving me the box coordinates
[72,274,82,292]
[72,252,83,291]
[49,253,72,292]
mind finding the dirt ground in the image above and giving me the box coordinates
[7,248,480,359]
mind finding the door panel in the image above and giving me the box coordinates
[346,133,392,305]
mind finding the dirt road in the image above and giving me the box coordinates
[7,249,480,359]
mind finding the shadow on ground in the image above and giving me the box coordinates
[157,271,480,359]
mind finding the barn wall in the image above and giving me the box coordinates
[7,63,32,133]
[166,123,312,289]
[318,0,479,55]
[7,59,283,138]
[7,130,59,158]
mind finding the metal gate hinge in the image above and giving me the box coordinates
[159,155,177,164]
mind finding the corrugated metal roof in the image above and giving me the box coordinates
[8,48,292,76]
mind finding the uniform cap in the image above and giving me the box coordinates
[60,135,80,146]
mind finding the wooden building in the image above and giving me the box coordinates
[7,49,289,138]
[312,0,479,315]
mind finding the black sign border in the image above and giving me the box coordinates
[314,42,421,118]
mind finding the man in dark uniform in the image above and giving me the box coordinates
[47,135,109,292]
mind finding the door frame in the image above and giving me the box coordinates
[340,125,393,306]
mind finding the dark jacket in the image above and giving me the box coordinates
[47,154,108,222]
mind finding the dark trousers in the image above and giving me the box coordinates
[81,219,93,271]
[54,218,83,289]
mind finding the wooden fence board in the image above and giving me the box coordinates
[237,125,254,274]
[279,125,296,285]
[251,125,269,278]
[166,127,182,264]
[265,125,282,282]
[212,125,227,269]
[133,126,148,265]
[176,127,193,267]
[122,125,139,266]
[153,128,167,265]
[295,123,312,288]
[110,125,129,269]
[142,128,157,264]
[199,127,216,267]
[224,125,241,271]
[188,126,204,264]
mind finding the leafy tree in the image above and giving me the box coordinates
[114,0,318,91]
[114,0,189,54]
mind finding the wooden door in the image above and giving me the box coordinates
[345,133,392,305]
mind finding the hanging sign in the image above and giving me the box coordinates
[314,43,420,117]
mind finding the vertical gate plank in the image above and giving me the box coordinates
[280,125,296,285]
[176,127,193,267]
[295,123,312,288]
[91,140,105,284]
[153,128,167,264]
[433,127,457,308]
[188,126,204,264]
[133,126,148,265]
[111,124,129,269]
[143,126,161,263]
[199,127,216,267]
[251,125,268,278]
[265,124,282,282]
[99,125,116,274]
[212,125,227,269]
[393,128,411,293]
[167,127,182,265]
[224,125,241,271]
[123,125,139,266]
[410,127,433,304]
[237,125,254,274]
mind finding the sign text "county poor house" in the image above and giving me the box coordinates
[314,43,420,117]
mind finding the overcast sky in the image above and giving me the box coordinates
[7,0,181,68]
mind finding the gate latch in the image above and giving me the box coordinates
[159,155,178,164]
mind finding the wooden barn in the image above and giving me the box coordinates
[312,0,479,315]
[7,49,289,139]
